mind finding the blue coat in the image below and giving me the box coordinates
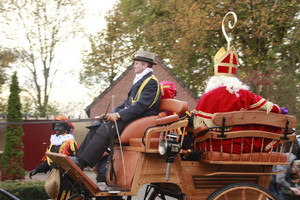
[114,72,161,123]
[77,71,161,167]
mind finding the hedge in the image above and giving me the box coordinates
[0,181,48,200]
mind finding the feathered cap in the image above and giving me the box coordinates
[51,115,74,134]
[214,46,238,77]
[160,81,177,99]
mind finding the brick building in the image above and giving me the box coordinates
[85,58,198,118]
[0,58,198,171]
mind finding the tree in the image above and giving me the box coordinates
[0,48,18,112]
[86,0,299,127]
[1,71,25,181]
[0,49,17,87]
[104,0,225,94]
[80,9,135,91]
[0,0,85,116]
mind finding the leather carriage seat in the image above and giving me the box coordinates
[119,99,188,145]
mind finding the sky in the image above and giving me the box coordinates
[44,0,118,117]
[2,0,117,118]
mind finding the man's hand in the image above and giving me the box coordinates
[294,188,300,196]
[29,169,37,179]
[290,187,300,195]
[95,114,106,122]
[92,166,99,175]
[105,113,120,122]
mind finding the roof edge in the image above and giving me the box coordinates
[84,64,134,116]
[85,57,198,117]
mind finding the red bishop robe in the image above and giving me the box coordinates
[193,86,281,154]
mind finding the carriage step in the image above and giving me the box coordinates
[97,182,130,193]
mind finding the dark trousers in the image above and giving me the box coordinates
[96,155,110,182]
[76,120,129,167]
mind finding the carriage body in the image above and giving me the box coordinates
[104,149,275,199]
[47,99,298,199]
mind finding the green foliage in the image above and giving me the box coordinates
[0,48,18,113]
[80,9,136,91]
[82,0,299,130]
[6,73,22,122]
[0,181,48,200]
[0,49,17,86]
[80,32,130,90]
[1,71,25,181]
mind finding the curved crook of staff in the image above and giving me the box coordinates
[222,11,238,50]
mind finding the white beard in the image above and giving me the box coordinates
[205,76,250,96]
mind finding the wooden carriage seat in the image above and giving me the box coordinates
[119,99,188,148]
[194,111,297,165]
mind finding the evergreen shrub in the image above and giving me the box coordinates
[0,181,48,200]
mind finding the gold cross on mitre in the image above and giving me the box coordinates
[214,11,238,77]
[214,46,238,76]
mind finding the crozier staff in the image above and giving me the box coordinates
[193,46,286,154]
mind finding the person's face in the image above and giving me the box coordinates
[54,123,66,136]
[134,61,147,74]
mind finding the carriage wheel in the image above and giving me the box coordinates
[148,190,167,200]
[148,189,182,200]
[145,183,184,200]
[207,182,278,200]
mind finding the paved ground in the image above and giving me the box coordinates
[1,168,176,199]
[21,169,166,200]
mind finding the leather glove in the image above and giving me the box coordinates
[29,169,37,179]
[105,113,120,122]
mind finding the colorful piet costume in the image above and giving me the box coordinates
[30,115,79,200]
[159,81,178,117]
[193,47,281,154]
[158,81,191,119]
[159,81,193,150]
[160,81,177,100]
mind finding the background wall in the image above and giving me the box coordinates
[0,118,89,171]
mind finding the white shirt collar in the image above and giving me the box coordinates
[133,68,153,84]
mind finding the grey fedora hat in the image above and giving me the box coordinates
[132,50,157,65]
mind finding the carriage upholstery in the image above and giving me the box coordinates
[119,99,188,150]
[194,111,297,165]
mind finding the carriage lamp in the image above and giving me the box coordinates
[158,137,180,156]
[158,134,181,181]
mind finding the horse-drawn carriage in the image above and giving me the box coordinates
[47,98,298,200]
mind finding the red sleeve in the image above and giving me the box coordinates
[239,90,280,113]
